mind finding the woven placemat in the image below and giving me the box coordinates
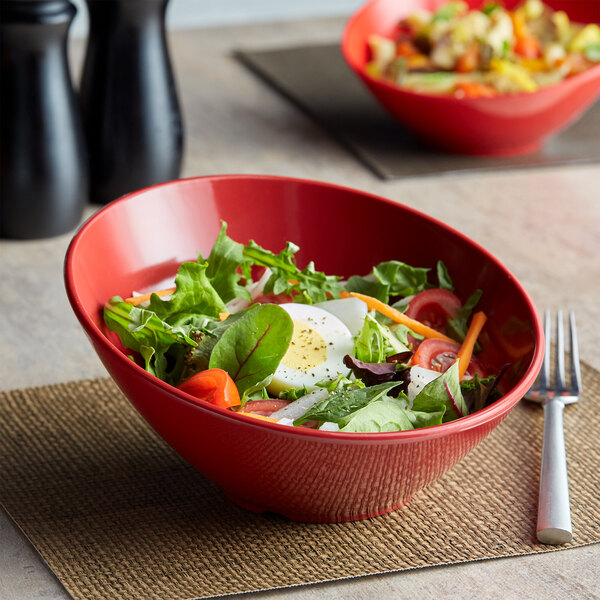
[0,363,599,600]
[235,44,600,179]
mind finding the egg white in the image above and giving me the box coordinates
[267,303,354,396]
[314,297,368,338]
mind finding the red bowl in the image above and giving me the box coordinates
[64,175,543,522]
[342,0,600,156]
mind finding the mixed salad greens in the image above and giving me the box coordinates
[104,222,505,433]
[366,0,600,97]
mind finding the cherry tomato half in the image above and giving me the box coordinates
[177,368,241,409]
[405,289,462,333]
[411,339,487,379]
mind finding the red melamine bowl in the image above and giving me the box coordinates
[65,175,543,522]
[342,0,600,156]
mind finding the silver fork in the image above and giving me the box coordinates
[526,310,582,545]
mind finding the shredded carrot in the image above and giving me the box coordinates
[219,312,230,321]
[124,287,175,306]
[240,413,279,423]
[456,311,487,379]
[348,291,455,343]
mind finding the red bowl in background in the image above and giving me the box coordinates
[64,175,543,522]
[342,0,600,156]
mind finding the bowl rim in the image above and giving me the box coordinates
[64,173,544,442]
[341,0,600,104]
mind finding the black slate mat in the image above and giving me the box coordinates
[236,43,600,180]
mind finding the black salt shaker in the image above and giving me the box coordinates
[0,0,88,239]
[80,0,184,205]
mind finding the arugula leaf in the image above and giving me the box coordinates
[201,222,251,304]
[294,381,401,426]
[209,304,293,395]
[436,260,453,291]
[242,239,342,304]
[447,289,483,342]
[412,361,467,423]
[149,261,227,322]
[103,297,199,382]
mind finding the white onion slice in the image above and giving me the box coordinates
[269,388,330,421]
[407,366,441,402]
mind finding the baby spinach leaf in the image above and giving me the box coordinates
[209,304,293,395]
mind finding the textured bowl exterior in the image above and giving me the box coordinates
[65,175,544,522]
[342,0,600,156]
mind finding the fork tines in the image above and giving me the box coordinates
[538,310,582,400]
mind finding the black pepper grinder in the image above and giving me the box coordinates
[79,0,184,205]
[0,0,88,239]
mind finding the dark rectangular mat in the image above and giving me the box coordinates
[235,44,600,179]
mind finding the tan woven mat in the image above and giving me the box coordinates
[1,364,599,600]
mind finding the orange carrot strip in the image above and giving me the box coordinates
[348,291,455,342]
[456,311,487,379]
[219,312,230,321]
[124,287,175,306]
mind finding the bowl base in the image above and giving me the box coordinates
[223,491,413,523]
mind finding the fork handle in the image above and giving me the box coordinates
[537,397,573,544]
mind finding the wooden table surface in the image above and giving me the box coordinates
[1,16,599,600]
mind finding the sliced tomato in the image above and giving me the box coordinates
[411,339,487,378]
[405,289,461,333]
[177,368,241,409]
[238,399,291,417]
[253,291,297,305]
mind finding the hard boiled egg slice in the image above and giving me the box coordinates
[314,297,368,338]
[267,303,354,396]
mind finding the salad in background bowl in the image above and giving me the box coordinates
[342,0,600,155]
[65,175,544,522]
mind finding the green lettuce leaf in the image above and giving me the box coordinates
[345,260,430,304]
[149,261,227,322]
[340,397,415,432]
[355,311,410,363]
[339,396,445,432]
[201,222,251,304]
[294,381,401,426]
[412,361,468,423]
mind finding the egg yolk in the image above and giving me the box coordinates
[281,318,328,370]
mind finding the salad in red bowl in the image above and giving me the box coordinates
[104,222,505,434]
